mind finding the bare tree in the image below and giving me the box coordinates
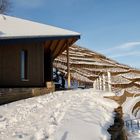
[0,0,9,14]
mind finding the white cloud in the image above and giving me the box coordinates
[109,51,140,58]
[116,42,140,49]
[100,42,140,69]
[14,0,45,8]
[101,41,140,58]
[101,42,140,53]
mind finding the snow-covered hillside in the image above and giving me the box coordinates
[0,89,118,140]
[54,45,140,96]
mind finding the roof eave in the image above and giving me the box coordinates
[0,34,80,45]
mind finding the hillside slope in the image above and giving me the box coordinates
[53,45,140,96]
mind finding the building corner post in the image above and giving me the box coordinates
[67,44,71,89]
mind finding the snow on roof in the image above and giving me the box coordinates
[125,86,140,94]
[77,67,129,74]
[70,56,94,61]
[121,72,140,79]
[71,68,96,78]
[55,56,110,66]
[71,72,93,83]
[53,62,67,70]
[135,81,140,85]
[0,15,80,39]
[111,75,131,84]
[71,60,114,66]
[112,87,124,96]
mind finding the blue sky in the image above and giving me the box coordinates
[10,0,140,68]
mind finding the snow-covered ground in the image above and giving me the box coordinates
[0,89,118,140]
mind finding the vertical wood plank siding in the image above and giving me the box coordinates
[0,42,44,87]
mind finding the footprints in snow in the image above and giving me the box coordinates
[0,115,6,122]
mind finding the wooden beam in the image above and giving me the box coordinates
[52,40,64,59]
[53,37,77,59]
[56,38,72,57]
[59,39,69,53]
[44,40,53,53]
[70,37,78,45]
[67,44,71,88]
[53,39,67,59]
[50,40,59,52]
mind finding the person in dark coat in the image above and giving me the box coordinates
[61,74,65,89]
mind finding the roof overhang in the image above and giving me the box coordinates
[0,15,80,59]
[0,15,80,41]
[0,35,80,45]
[0,35,80,60]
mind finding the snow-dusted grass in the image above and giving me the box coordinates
[0,89,118,140]
[123,96,140,140]
[123,97,140,120]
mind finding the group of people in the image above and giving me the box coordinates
[53,68,65,89]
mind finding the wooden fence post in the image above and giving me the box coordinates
[107,71,112,92]
[102,74,106,91]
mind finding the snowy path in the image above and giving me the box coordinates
[0,89,118,140]
[53,91,117,140]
